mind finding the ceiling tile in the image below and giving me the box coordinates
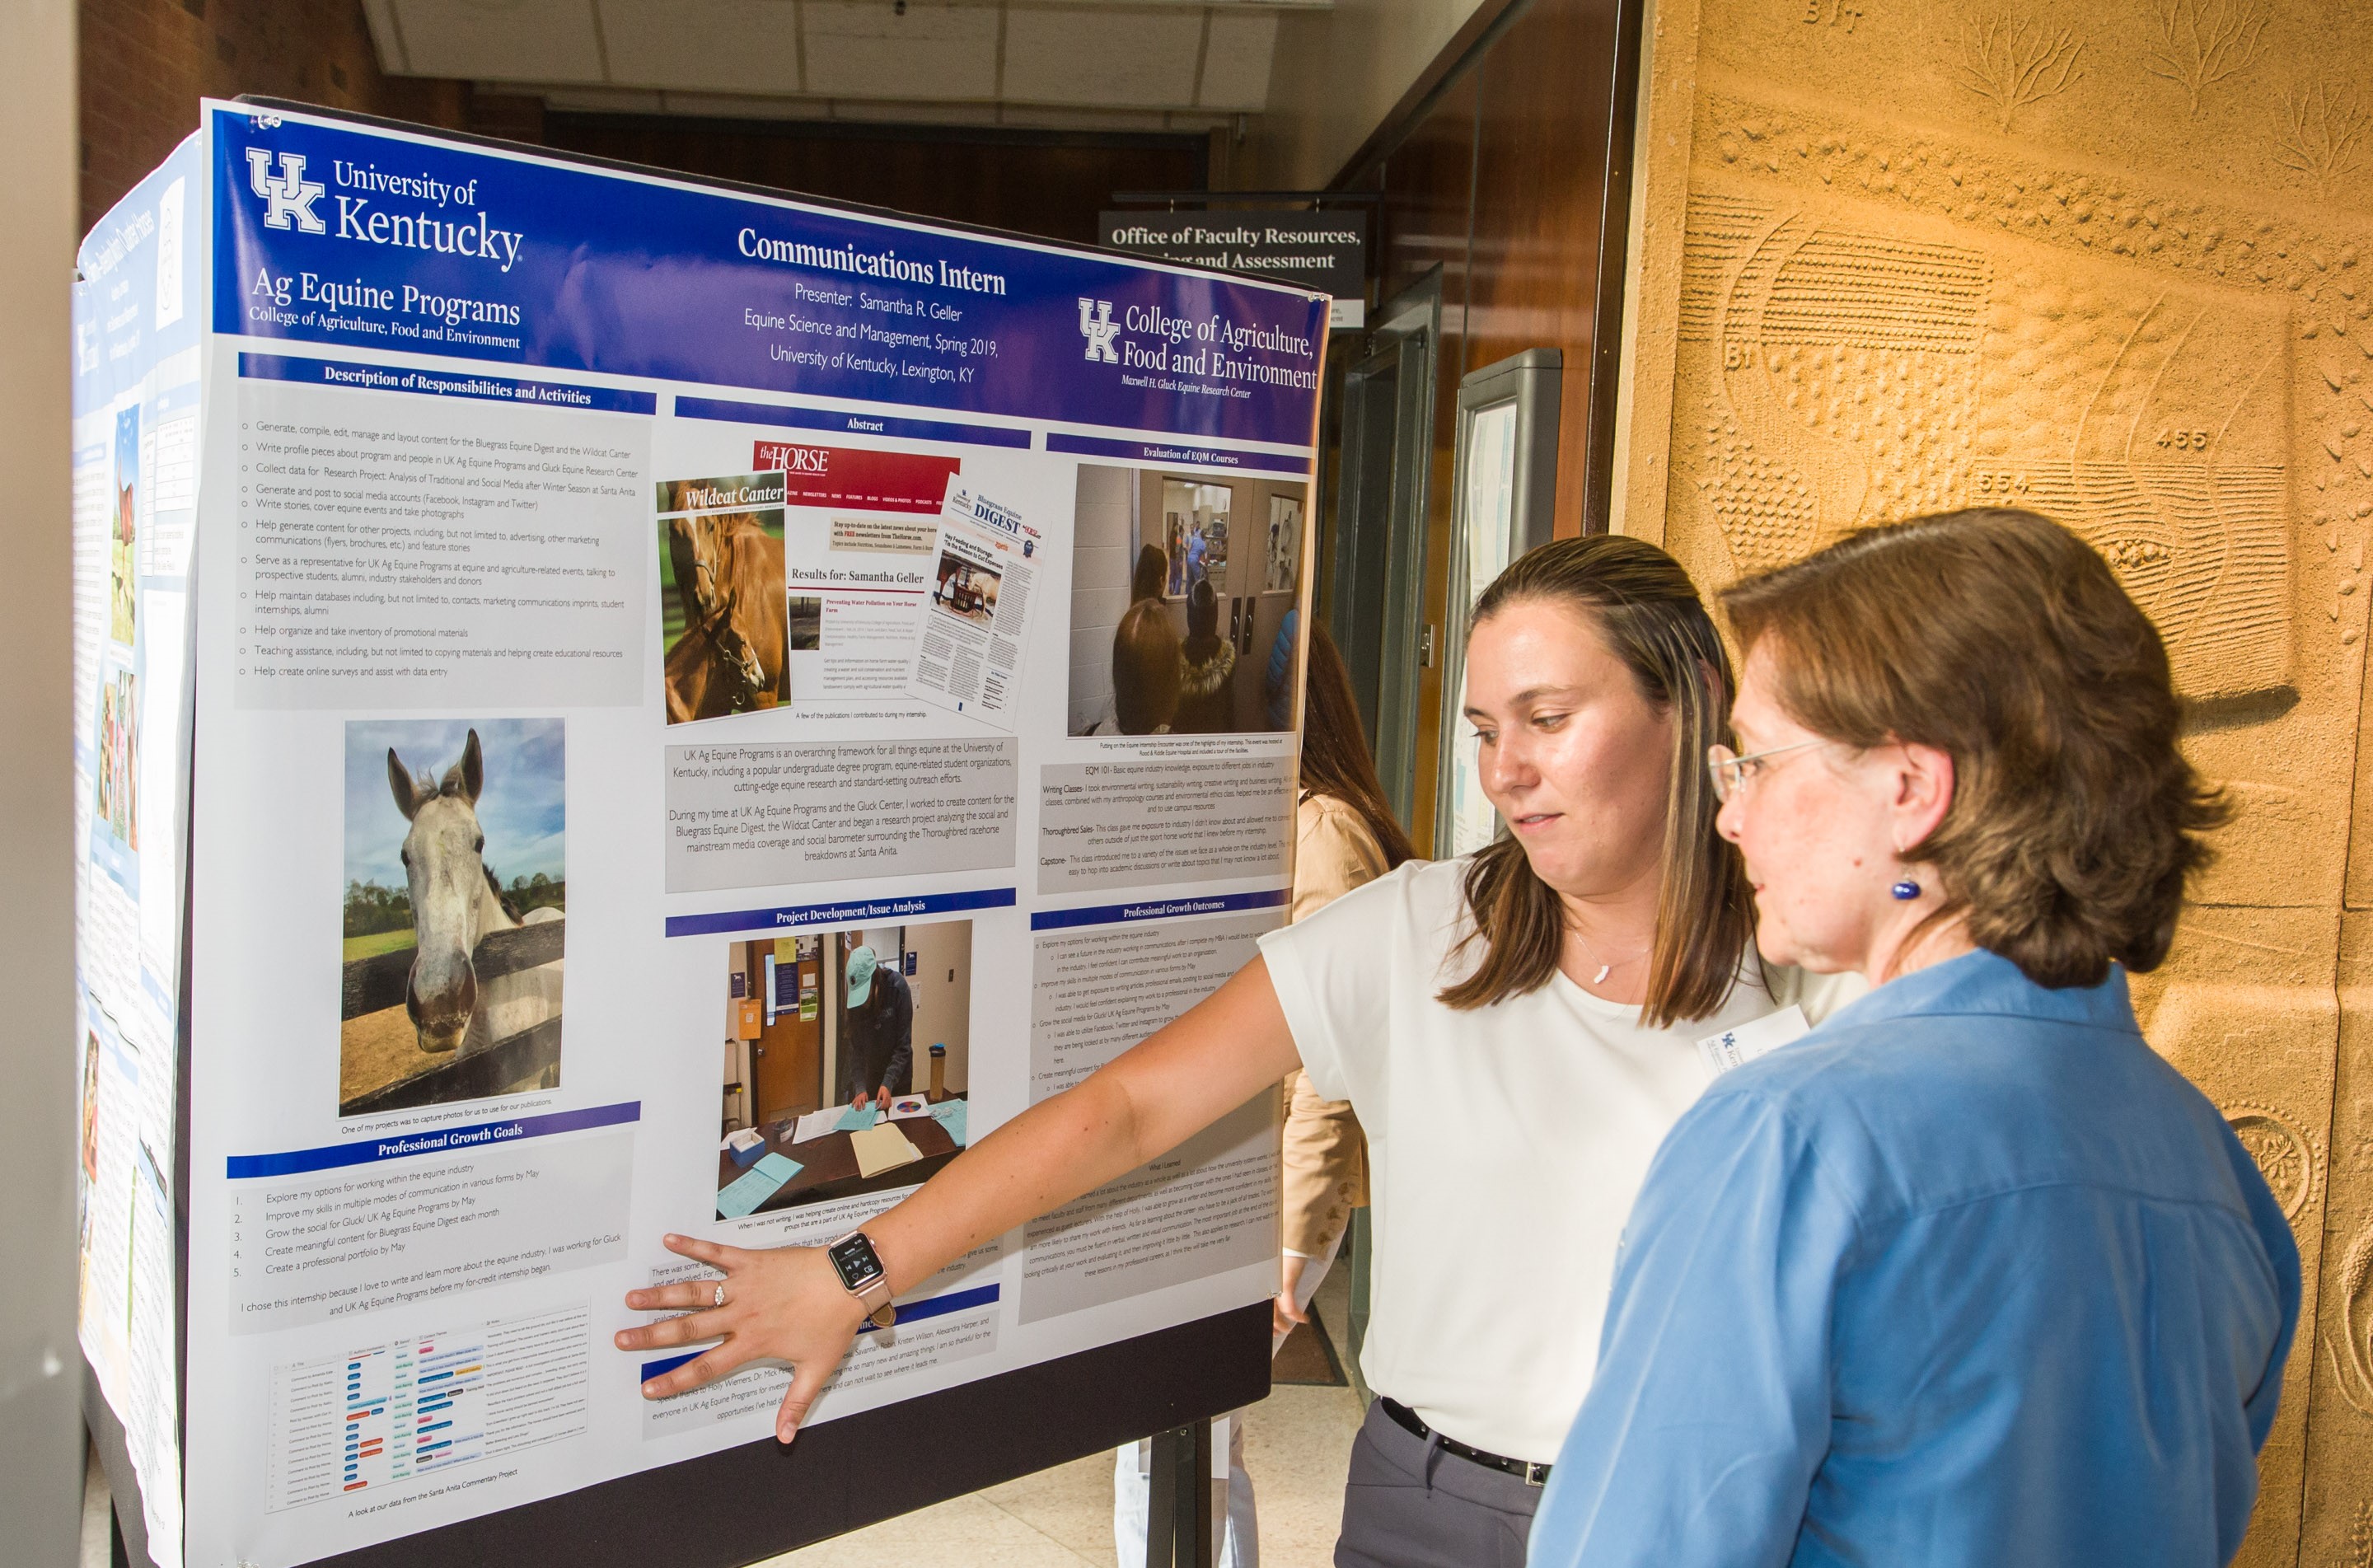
[803,1,1001,101]
[389,0,606,82]
[1001,7,1207,109]
[597,0,803,94]
[1196,11,1274,109]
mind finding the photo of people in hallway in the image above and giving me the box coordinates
[713,920,973,1221]
[1066,465,1308,736]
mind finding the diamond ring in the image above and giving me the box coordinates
[713,1282,726,1308]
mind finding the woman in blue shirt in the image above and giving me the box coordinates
[1531,508,2301,1568]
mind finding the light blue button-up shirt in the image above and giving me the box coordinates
[1529,948,2299,1568]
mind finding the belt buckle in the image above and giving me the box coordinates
[1521,1461,1551,1488]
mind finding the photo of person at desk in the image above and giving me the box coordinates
[839,944,911,1112]
[714,922,971,1221]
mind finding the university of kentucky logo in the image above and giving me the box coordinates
[246,149,325,234]
[1078,297,1120,363]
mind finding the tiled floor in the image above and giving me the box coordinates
[766,1269,1366,1568]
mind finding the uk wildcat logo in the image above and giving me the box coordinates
[246,150,325,234]
[1078,298,1120,363]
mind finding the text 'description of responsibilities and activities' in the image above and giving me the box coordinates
[235,366,648,709]
[227,1108,636,1334]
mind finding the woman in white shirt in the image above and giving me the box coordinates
[617,535,1850,1566]
[1115,622,1417,1566]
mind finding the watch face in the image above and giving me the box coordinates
[828,1233,884,1290]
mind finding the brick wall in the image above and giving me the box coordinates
[77,0,482,232]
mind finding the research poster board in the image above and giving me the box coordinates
[72,101,1327,1568]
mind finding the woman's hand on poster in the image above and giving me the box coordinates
[615,1232,865,1444]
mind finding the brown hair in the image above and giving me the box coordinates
[1439,536,1755,1027]
[1719,508,2227,987]
[1131,544,1168,603]
[1112,598,1182,733]
[1298,624,1418,871]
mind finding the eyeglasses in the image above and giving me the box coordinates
[1706,738,1829,803]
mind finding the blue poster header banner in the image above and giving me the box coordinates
[1030,887,1289,931]
[239,351,658,414]
[676,394,1030,449]
[227,1101,641,1180]
[210,104,1327,446]
[664,886,1018,939]
[1045,433,1313,477]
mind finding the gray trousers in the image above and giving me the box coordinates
[1335,1400,1544,1568]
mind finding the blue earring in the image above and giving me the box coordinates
[1890,879,1921,901]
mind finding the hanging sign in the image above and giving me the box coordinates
[1101,210,1368,329]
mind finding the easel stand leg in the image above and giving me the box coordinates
[1144,1421,1215,1568]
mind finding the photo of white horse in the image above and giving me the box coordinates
[340,718,565,1116]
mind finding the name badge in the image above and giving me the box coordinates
[1697,1004,1811,1078]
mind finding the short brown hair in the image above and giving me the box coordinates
[1720,508,2228,987]
[1440,536,1755,1027]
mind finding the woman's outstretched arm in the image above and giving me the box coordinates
[614,954,1300,1441]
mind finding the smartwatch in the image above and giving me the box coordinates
[826,1229,896,1327]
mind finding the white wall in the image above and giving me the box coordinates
[1067,463,1137,734]
[905,922,973,1095]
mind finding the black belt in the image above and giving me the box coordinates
[1378,1397,1553,1487]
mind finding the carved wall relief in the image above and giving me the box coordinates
[2228,1103,2320,1221]
[2328,1223,2373,1417]
[1680,195,1981,572]
[1680,179,2295,695]
[1951,9,2085,133]
[2141,0,2268,119]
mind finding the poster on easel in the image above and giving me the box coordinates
[72,101,1326,1568]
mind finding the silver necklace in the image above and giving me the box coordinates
[1571,925,1651,985]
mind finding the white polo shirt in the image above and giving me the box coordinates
[1259,855,1807,1463]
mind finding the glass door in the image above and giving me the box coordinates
[1327,272,1441,831]
[1434,349,1564,857]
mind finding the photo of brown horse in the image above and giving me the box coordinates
[660,509,790,723]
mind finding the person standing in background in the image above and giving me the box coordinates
[1265,606,1300,732]
[1112,624,1417,1566]
[1174,580,1238,734]
[1274,624,1415,1336]
[839,946,913,1111]
[1109,599,1182,735]
[1133,542,1169,606]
